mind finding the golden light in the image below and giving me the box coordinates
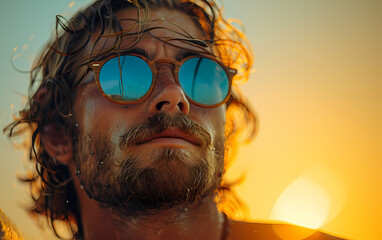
[271,177,331,230]
[0,209,24,240]
[270,165,347,239]
[53,220,75,239]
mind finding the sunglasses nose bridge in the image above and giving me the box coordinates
[155,61,177,84]
[148,61,190,114]
[155,61,175,73]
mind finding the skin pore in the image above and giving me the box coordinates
[62,7,228,240]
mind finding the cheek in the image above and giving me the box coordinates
[211,107,226,143]
[214,106,226,130]
[74,84,140,146]
[191,105,226,143]
[77,87,115,134]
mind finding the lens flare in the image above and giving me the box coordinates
[271,177,331,230]
[270,164,347,238]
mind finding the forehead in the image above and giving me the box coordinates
[92,7,205,55]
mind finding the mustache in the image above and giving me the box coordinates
[119,112,212,150]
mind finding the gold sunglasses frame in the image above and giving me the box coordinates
[90,53,237,108]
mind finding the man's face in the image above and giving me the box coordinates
[71,7,226,213]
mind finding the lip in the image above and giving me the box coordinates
[140,127,200,146]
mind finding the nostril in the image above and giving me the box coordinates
[178,102,184,111]
[155,101,185,112]
[156,101,169,110]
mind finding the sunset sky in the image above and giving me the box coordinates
[0,0,380,239]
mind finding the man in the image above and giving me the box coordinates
[4,0,344,239]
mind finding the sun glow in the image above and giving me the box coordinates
[271,177,331,230]
[270,165,347,236]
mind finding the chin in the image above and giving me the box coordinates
[74,125,225,215]
[133,146,206,169]
[78,146,221,215]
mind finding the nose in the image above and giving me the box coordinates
[147,63,190,114]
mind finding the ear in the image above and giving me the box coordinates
[35,87,73,165]
[33,86,73,165]
[41,122,73,165]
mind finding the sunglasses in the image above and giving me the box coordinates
[90,53,236,108]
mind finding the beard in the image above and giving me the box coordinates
[72,112,225,215]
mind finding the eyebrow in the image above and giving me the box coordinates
[121,47,200,61]
[120,47,149,58]
[174,50,200,61]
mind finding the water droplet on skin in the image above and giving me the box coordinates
[66,200,69,204]
[89,137,92,141]
[75,123,79,127]
[75,169,80,175]
[106,153,109,157]
[90,151,94,155]
[100,161,104,165]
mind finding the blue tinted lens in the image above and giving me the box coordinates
[99,56,152,101]
[178,57,229,105]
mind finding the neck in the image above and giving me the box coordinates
[72,175,226,240]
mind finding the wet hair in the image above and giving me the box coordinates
[3,0,256,238]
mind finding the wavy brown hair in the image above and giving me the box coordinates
[4,0,256,238]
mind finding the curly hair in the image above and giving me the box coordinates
[4,0,256,238]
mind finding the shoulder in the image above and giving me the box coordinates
[228,220,346,240]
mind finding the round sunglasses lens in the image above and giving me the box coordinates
[178,57,229,106]
[99,55,152,102]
